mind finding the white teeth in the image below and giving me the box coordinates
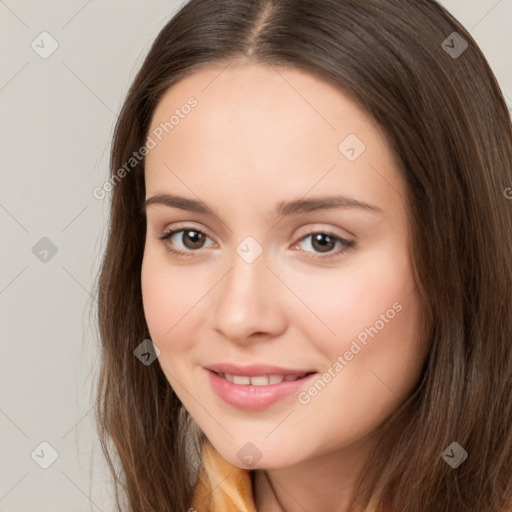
[221,373,307,385]
[269,374,285,384]
[232,375,251,385]
[250,375,270,386]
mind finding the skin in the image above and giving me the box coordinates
[141,60,429,512]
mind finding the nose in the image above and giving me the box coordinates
[211,248,287,343]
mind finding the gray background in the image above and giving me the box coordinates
[1,1,511,510]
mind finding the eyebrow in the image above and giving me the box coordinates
[141,193,383,217]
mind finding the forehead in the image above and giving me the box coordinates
[148,61,376,147]
[144,62,406,220]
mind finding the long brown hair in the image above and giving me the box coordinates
[93,1,512,510]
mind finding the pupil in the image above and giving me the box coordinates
[185,230,204,248]
[313,233,334,252]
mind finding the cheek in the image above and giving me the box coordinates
[141,254,168,339]
[299,239,424,393]
[297,243,416,349]
[141,246,217,365]
[141,250,193,349]
[297,281,423,446]
[307,257,423,425]
[325,291,423,433]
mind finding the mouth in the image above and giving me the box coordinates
[211,371,316,386]
[206,368,319,411]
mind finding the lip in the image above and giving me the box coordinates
[205,362,317,377]
[206,368,318,411]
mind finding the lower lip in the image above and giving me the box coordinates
[206,369,317,411]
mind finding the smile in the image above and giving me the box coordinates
[207,369,317,410]
[217,372,311,385]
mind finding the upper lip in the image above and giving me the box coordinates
[205,363,317,377]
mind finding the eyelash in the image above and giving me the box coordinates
[156,226,355,261]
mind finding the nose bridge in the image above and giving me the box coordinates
[213,237,280,338]
[222,239,269,308]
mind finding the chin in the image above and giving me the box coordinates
[226,445,301,471]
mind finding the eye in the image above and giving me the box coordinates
[155,226,355,260]
[293,231,355,260]
[157,227,215,258]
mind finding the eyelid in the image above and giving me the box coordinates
[158,221,352,242]
[294,223,354,241]
[159,221,215,240]
[155,222,355,260]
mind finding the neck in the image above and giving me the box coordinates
[251,435,377,512]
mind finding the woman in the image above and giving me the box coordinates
[94,1,512,511]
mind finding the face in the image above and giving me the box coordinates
[141,61,428,470]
